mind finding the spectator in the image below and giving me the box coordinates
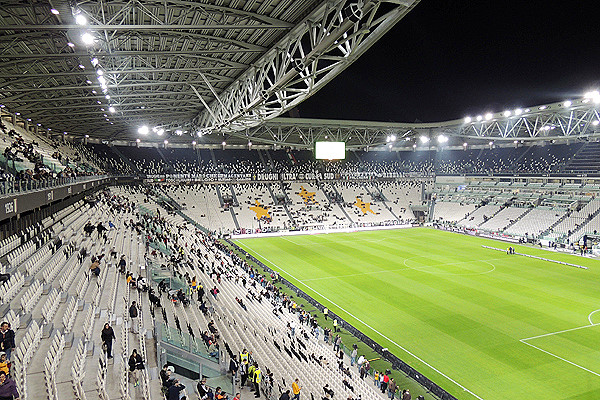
[0,370,18,400]
[167,379,185,400]
[0,323,15,361]
[90,260,101,277]
[129,301,138,333]
[128,349,143,387]
[0,353,7,375]
[388,378,397,399]
[101,323,115,358]
[279,390,291,400]
[292,378,301,400]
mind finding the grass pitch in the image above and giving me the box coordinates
[235,228,600,400]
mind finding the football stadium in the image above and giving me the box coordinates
[0,1,599,400]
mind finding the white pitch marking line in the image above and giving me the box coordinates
[520,323,600,342]
[519,339,600,378]
[237,241,486,400]
[588,309,600,325]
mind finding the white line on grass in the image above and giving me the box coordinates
[519,339,600,378]
[588,309,600,325]
[237,241,486,400]
[519,315,600,378]
[520,323,600,341]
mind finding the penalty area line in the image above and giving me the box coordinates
[519,339,600,378]
[237,241,486,400]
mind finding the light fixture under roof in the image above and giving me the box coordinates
[67,42,75,48]
[50,8,59,15]
[484,113,493,120]
[81,32,94,46]
[464,116,472,124]
[138,126,149,135]
[108,106,115,113]
[75,14,87,25]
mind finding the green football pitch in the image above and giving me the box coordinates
[235,227,600,400]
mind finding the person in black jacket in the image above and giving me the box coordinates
[0,323,15,361]
[101,323,115,358]
[167,379,185,400]
[279,389,291,400]
[129,302,138,334]
[128,349,143,387]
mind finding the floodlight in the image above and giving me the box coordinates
[419,135,429,143]
[164,140,168,144]
[96,69,104,76]
[463,142,467,147]
[513,140,518,144]
[484,113,493,120]
[539,105,547,110]
[593,120,600,126]
[85,135,89,138]
[503,110,511,117]
[156,129,164,136]
[78,64,85,69]
[388,144,393,148]
[248,141,252,147]
[108,106,115,113]
[51,9,60,15]
[81,32,94,45]
[488,141,493,146]
[390,134,396,142]
[91,58,99,67]
[222,141,226,146]
[563,100,572,107]
[67,42,75,47]
[105,95,110,99]
[192,141,197,145]
[386,136,391,143]
[75,14,87,25]
[175,130,183,135]
[464,116,472,124]
[86,80,92,84]
[476,115,483,121]
[514,108,522,115]
[437,135,448,144]
[585,90,599,99]
[97,77,106,85]
[136,138,140,143]
[91,90,97,94]
[138,126,149,135]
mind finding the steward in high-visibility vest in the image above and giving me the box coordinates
[240,350,249,365]
[248,364,256,385]
[253,367,262,397]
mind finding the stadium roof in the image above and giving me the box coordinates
[0,0,420,140]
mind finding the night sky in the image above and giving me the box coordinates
[296,0,600,123]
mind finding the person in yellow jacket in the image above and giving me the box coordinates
[253,365,262,398]
[292,378,301,400]
[240,349,249,365]
[247,363,256,387]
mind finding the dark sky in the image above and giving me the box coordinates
[296,0,600,123]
